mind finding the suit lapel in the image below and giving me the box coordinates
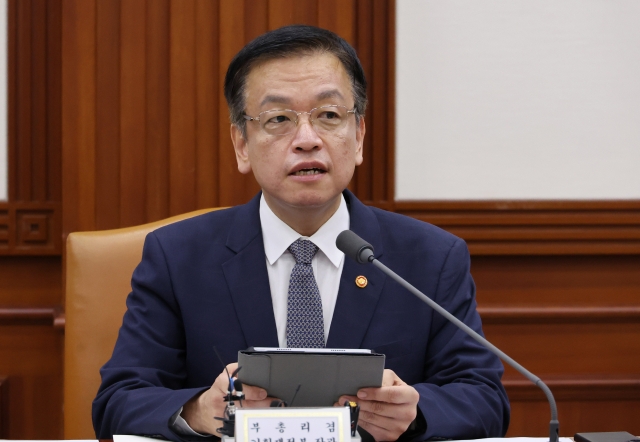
[222,194,279,347]
[326,191,386,349]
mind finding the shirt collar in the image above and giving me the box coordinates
[260,193,349,268]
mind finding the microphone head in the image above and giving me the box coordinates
[336,230,374,263]
[233,378,243,392]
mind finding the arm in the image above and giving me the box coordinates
[413,238,509,439]
[92,231,278,440]
[92,232,206,440]
[341,238,509,441]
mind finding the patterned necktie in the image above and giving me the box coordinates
[286,239,325,348]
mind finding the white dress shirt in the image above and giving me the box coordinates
[173,193,349,436]
[260,193,349,347]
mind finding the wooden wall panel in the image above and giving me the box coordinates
[351,0,395,203]
[95,0,120,230]
[218,0,249,206]
[195,0,220,209]
[473,255,640,307]
[0,255,63,439]
[12,0,62,203]
[3,0,62,255]
[0,257,61,307]
[508,396,640,436]
[61,0,97,234]
[0,325,63,439]
[61,0,396,235]
[472,254,640,436]
[1,1,64,438]
[396,200,640,255]
[145,0,170,221]
[169,0,197,216]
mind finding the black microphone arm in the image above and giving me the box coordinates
[336,230,559,442]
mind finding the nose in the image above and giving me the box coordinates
[291,113,323,151]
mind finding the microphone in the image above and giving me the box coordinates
[336,230,374,263]
[336,230,559,442]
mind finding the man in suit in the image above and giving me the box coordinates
[93,25,509,441]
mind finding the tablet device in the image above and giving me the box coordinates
[237,347,385,407]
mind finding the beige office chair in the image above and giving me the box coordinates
[64,208,219,439]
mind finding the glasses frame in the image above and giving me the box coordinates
[243,104,357,136]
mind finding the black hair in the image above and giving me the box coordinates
[224,25,368,136]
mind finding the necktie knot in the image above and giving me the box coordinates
[288,239,318,266]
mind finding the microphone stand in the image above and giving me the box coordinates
[336,230,559,442]
[369,258,559,442]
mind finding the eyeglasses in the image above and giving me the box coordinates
[243,104,356,136]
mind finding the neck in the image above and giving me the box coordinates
[264,194,341,237]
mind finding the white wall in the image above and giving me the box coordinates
[0,0,7,201]
[395,0,640,200]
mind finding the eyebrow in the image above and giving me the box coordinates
[316,89,345,101]
[260,95,291,107]
[259,89,346,107]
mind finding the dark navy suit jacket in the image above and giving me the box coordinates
[93,190,509,440]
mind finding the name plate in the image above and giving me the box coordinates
[235,407,351,442]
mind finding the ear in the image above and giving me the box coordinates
[230,124,252,174]
[354,116,365,166]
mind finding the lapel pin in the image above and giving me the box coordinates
[355,276,368,288]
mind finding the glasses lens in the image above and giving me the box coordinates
[260,110,297,135]
[311,106,348,132]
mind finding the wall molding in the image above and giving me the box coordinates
[3,305,637,329]
[478,306,640,324]
[391,200,640,255]
[504,375,640,401]
[0,307,65,328]
[0,202,61,255]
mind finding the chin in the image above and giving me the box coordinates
[287,192,340,209]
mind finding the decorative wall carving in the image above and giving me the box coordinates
[0,203,61,255]
[0,210,9,247]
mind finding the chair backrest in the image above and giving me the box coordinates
[63,208,219,439]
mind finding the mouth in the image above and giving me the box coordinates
[290,167,326,176]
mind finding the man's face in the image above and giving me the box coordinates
[231,52,365,216]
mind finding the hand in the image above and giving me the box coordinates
[182,362,277,435]
[337,369,419,441]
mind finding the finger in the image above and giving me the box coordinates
[357,385,419,405]
[339,395,416,422]
[381,369,405,387]
[355,399,417,422]
[357,415,406,442]
[357,370,408,399]
[242,383,268,401]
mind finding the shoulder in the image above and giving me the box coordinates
[146,202,257,260]
[365,206,469,270]
[149,193,261,246]
[370,206,462,251]
[151,206,238,241]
